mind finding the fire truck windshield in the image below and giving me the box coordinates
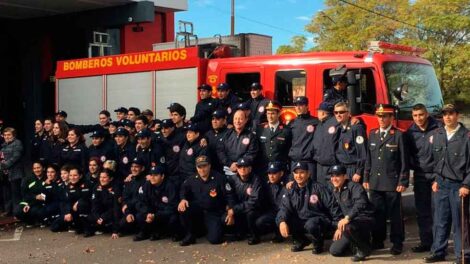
[383,62,443,119]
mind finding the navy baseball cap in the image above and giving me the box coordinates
[332,76,348,84]
[121,119,135,128]
[292,162,309,171]
[317,102,333,113]
[149,165,165,175]
[131,157,145,166]
[56,110,68,118]
[212,109,228,119]
[235,102,250,111]
[187,123,201,133]
[293,96,309,105]
[329,164,347,175]
[115,127,129,136]
[250,82,262,90]
[90,130,104,138]
[198,84,212,91]
[236,158,252,167]
[267,162,283,173]
[217,83,230,91]
[114,107,128,113]
[135,128,152,138]
[161,119,175,128]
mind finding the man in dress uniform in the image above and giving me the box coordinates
[190,84,218,134]
[424,104,470,263]
[256,101,292,174]
[405,103,441,253]
[247,82,270,129]
[328,164,374,262]
[334,102,367,182]
[363,104,409,255]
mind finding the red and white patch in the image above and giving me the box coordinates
[258,106,265,113]
[161,196,168,203]
[429,135,433,144]
[309,194,319,204]
[246,187,253,196]
[307,125,314,133]
[173,145,180,153]
[328,126,336,134]
[100,155,106,162]
[122,157,128,164]
[242,138,250,145]
[227,107,232,114]
[187,148,193,156]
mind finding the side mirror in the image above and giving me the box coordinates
[393,84,408,101]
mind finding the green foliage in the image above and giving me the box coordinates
[276,0,470,103]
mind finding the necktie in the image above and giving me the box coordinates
[271,127,275,133]
[380,131,386,141]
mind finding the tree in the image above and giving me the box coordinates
[276,0,470,103]
[277,35,307,54]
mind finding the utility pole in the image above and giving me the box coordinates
[231,0,235,36]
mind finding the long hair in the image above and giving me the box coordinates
[67,127,85,145]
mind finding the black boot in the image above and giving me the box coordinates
[179,235,196,246]
[133,232,149,241]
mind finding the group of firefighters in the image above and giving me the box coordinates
[2,78,469,263]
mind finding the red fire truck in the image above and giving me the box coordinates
[55,41,443,131]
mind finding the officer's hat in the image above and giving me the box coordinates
[329,164,347,175]
[187,123,201,133]
[250,82,262,91]
[217,83,230,91]
[235,102,250,111]
[114,107,128,114]
[161,119,175,128]
[293,96,309,105]
[121,119,135,128]
[265,101,281,112]
[167,102,186,116]
[135,128,152,138]
[198,84,212,91]
[90,130,105,138]
[55,110,68,118]
[149,165,165,175]
[236,158,252,167]
[375,104,396,116]
[441,104,458,114]
[292,162,309,172]
[212,109,228,119]
[195,155,211,166]
[115,127,129,137]
[267,162,283,173]
[131,157,145,166]
[317,101,333,113]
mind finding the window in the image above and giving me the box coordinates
[275,70,306,106]
[226,72,260,101]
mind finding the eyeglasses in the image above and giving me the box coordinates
[334,110,348,115]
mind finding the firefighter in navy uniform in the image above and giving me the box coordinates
[114,127,136,182]
[190,84,218,134]
[178,123,208,184]
[287,96,318,175]
[135,128,165,174]
[328,165,374,262]
[254,161,287,243]
[334,102,367,183]
[158,119,186,187]
[168,103,188,138]
[204,110,229,174]
[226,158,265,245]
[178,155,235,246]
[134,165,179,241]
[424,104,470,264]
[256,101,292,174]
[324,75,348,108]
[363,104,409,255]
[247,82,270,129]
[88,130,115,163]
[277,162,342,254]
[216,83,241,126]
[405,103,441,253]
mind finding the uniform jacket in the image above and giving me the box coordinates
[60,142,88,171]
[178,137,207,182]
[313,115,339,165]
[257,123,292,164]
[248,96,270,129]
[91,182,122,232]
[288,112,318,161]
[226,173,264,214]
[205,126,229,172]
[191,97,218,134]
[332,180,374,221]
[219,128,259,166]
[336,121,368,175]
[122,173,146,215]
[60,178,92,215]
[136,180,178,216]
[159,131,186,177]
[115,141,136,180]
[20,174,46,207]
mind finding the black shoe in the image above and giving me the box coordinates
[172,234,184,242]
[83,231,94,238]
[312,240,324,255]
[271,233,284,243]
[179,235,195,246]
[149,233,161,241]
[423,254,445,263]
[351,252,367,262]
[75,228,84,235]
[371,241,385,250]
[133,233,149,241]
[291,240,310,252]
[411,244,431,253]
[247,236,260,245]
[390,244,403,255]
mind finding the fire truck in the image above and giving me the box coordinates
[55,41,443,131]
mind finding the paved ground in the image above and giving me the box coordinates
[0,191,458,264]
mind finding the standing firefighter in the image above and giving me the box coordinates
[363,104,409,255]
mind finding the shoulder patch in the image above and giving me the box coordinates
[356,136,364,144]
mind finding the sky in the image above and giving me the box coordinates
[175,0,324,52]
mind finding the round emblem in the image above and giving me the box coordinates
[307,125,314,133]
[309,194,319,204]
[187,148,193,156]
[100,155,106,162]
[227,107,232,114]
[162,196,168,203]
[209,189,217,197]
[225,183,232,191]
[258,106,265,113]
[328,126,336,134]
[173,145,180,153]
[122,157,128,164]
[160,157,166,164]
[246,187,253,196]
[356,136,364,144]
[242,138,250,145]
[429,135,433,144]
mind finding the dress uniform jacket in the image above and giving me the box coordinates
[364,127,409,192]
[336,122,368,176]
[256,123,292,165]
[219,128,259,166]
[287,113,318,162]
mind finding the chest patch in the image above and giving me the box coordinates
[309,194,319,204]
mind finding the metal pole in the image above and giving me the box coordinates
[231,0,235,36]
[462,196,466,264]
